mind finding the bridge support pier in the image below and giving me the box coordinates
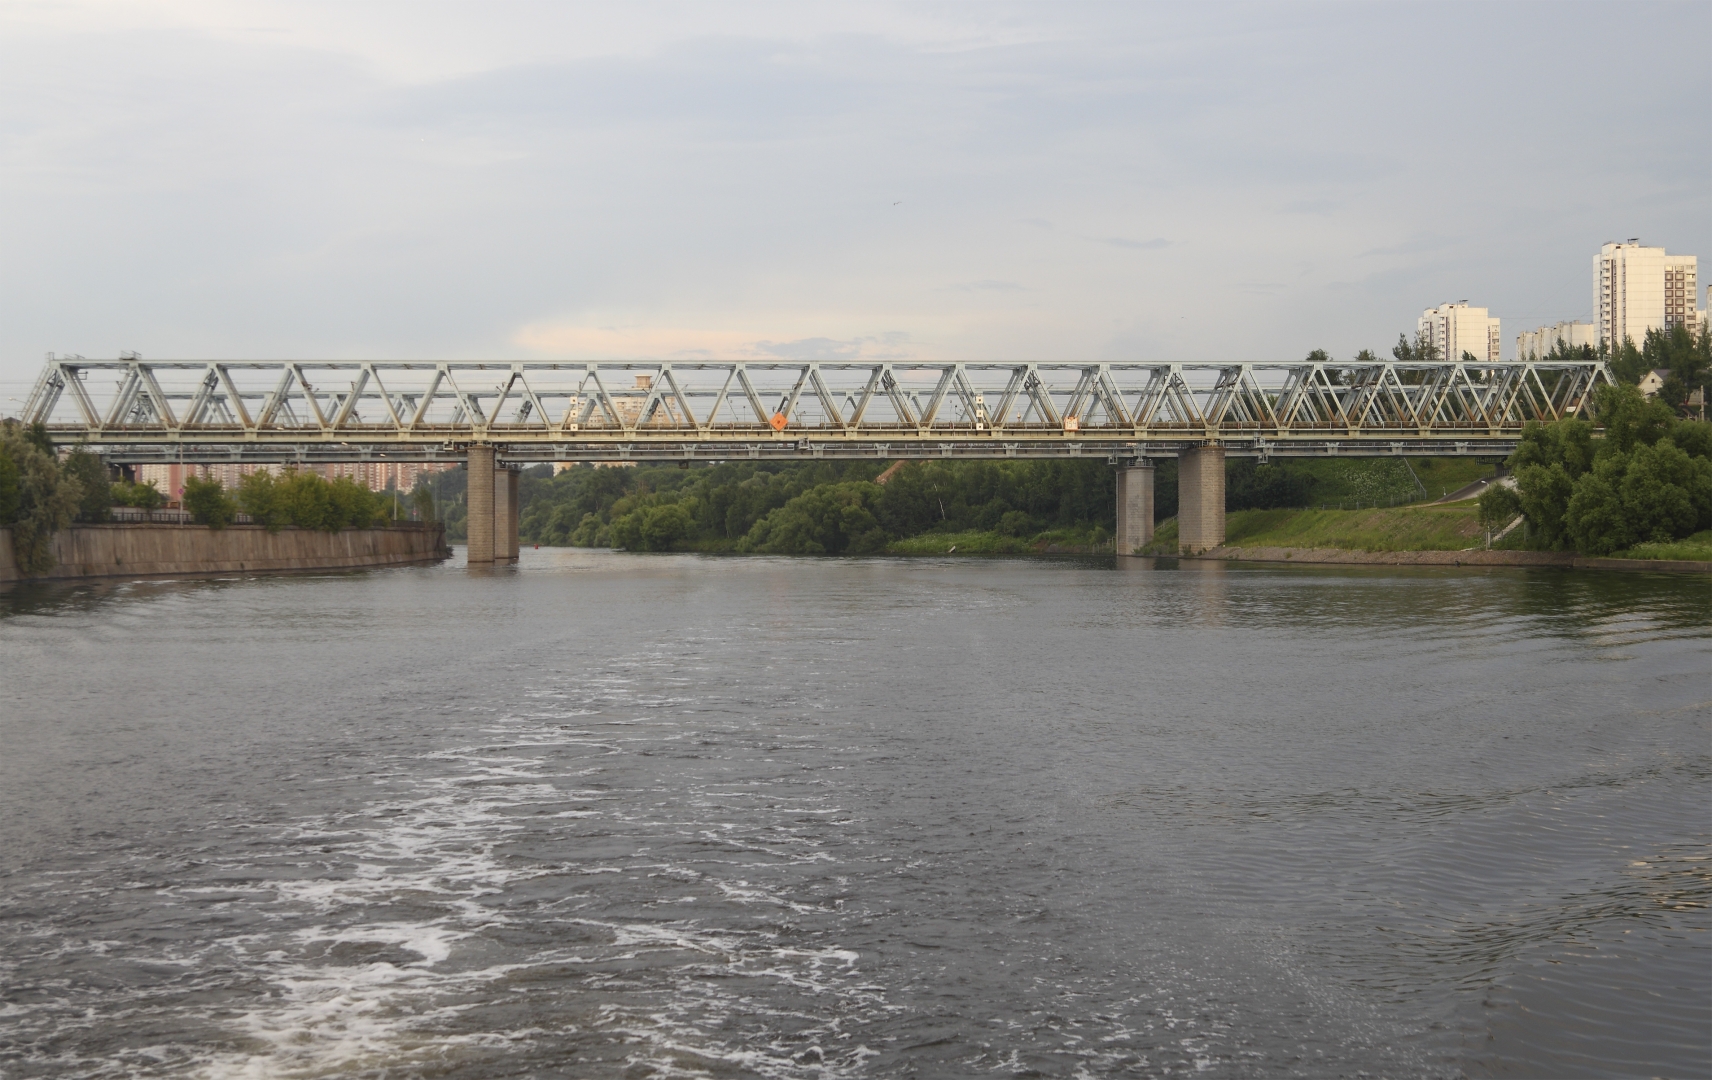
[1178,445,1226,554]
[497,465,520,562]
[467,446,495,563]
[1115,463,1154,555]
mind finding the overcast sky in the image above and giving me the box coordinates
[2,1,1707,400]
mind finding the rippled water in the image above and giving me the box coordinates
[1,551,1707,1078]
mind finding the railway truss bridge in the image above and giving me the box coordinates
[21,355,1612,561]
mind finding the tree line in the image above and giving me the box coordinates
[513,459,1124,554]
[178,471,431,532]
[1480,383,1711,556]
[500,453,1433,555]
[0,419,433,575]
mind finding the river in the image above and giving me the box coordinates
[1,551,1707,1078]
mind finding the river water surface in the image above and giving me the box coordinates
[1,551,1707,1078]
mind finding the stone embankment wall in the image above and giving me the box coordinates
[0,523,448,583]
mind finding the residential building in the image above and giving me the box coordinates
[1516,320,1598,360]
[138,462,280,506]
[1638,369,1670,399]
[1418,302,1501,364]
[1594,241,1699,346]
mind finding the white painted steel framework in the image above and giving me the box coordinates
[20,356,1612,463]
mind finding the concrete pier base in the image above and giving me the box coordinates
[467,446,495,563]
[1178,445,1226,554]
[1115,464,1155,555]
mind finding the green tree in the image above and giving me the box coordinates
[412,486,436,523]
[326,476,384,530]
[0,442,19,524]
[1508,414,1596,550]
[1510,383,1712,553]
[739,482,887,554]
[0,420,79,574]
[1476,483,1522,531]
[1392,332,1441,365]
[1638,324,1712,409]
[61,447,111,523]
[1604,336,1647,387]
[237,471,285,530]
[22,421,54,457]
[183,475,237,528]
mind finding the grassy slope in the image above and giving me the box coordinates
[1141,502,1491,555]
[1279,457,1497,506]
[1219,504,1483,551]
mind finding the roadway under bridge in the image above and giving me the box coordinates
[21,355,1612,560]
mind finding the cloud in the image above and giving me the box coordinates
[511,324,917,363]
[0,3,1705,375]
[948,280,1026,292]
[511,323,761,357]
[1100,236,1171,250]
[752,333,914,362]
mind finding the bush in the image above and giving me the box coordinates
[111,479,165,510]
[183,475,237,528]
[997,509,1035,537]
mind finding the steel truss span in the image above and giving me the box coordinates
[22,356,1611,462]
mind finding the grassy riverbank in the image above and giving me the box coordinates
[885,526,1112,555]
[1139,510,1710,563]
[881,502,1491,558]
[1612,530,1712,561]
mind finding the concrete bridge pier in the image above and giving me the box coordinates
[1178,445,1226,554]
[467,446,495,563]
[498,465,520,562]
[1115,463,1155,555]
[465,448,521,565]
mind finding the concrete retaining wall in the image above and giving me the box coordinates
[0,523,448,583]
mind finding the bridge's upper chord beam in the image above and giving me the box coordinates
[21,356,1612,451]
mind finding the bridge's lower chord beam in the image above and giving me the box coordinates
[87,438,1517,465]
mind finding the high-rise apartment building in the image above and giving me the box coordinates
[1516,320,1598,360]
[1594,241,1698,346]
[1418,302,1501,363]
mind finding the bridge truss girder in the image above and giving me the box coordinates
[21,356,1611,462]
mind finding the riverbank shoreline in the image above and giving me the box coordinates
[1177,545,1711,573]
[0,523,449,584]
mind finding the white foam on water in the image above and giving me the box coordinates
[129,701,895,1080]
